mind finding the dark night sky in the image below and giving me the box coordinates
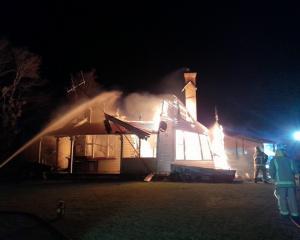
[1,1,300,141]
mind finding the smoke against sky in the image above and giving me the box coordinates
[120,93,164,121]
[1,2,300,141]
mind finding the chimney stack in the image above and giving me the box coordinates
[183,71,197,121]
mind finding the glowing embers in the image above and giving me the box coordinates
[175,130,212,160]
[210,123,230,169]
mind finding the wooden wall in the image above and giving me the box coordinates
[224,135,263,179]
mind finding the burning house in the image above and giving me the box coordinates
[2,70,274,181]
[22,72,217,176]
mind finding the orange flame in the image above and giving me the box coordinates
[210,123,230,169]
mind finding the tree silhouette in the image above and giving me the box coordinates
[0,40,42,153]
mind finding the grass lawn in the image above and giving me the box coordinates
[0,181,299,240]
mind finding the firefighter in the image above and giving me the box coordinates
[269,144,300,228]
[253,146,268,183]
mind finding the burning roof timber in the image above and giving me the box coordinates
[46,113,151,139]
[45,94,208,139]
[162,94,208,135]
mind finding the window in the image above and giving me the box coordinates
[140,134,157,158]
[176,130,185,160]
[122,134,157,158]
[176,130,210,161]
[122,134,139,158]
[184,131,202,160]
[200,134,212,160]
[93,135,119,158]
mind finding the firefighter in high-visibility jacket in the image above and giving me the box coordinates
[253,146,268,183]
[269,146,300,227]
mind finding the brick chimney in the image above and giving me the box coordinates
[183,71,197,121]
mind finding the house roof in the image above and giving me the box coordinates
[225,131,276,144]
[45,94,208,138]
[46,113,151,139]
[104,113,151,139]
[176,117,208,135]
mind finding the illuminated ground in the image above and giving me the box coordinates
[0,181,299,240]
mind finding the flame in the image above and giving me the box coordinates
[152,109,161,131]
[210,123,230,169]
[152,100,165,131]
